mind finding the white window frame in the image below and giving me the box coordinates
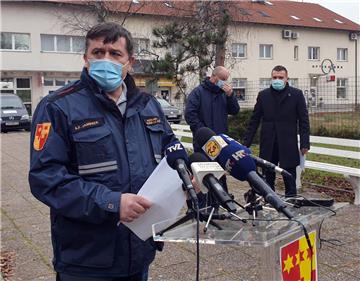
[231,43,247,58]
[294,46,299,61]
[134,38,150,56]
[0,32,31,51]
[43,77,77,86]
[337,48,348,62]
[0,77,32,113]
[259,78,271,90]
[288,78,298,88]
[308,47,320,60]
[41,34,85,53]
[232,78,247,101]
[0,77,31,93]
[259,44,273,59]
[336,78,347,99]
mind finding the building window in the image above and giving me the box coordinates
[232,43,247,58]
[288,78,298,88]
[294,46,298,61]
[0,32,30,51]
[43,77,77,87]
[259,78,271,90]
[336,78,347,99]
[134,38,150,56]
[308,47,320,60]
[0,77,32,114]
[259,44,273,59]
[337,48,348,61]
[40,34,85,53]
[232,78,247,101]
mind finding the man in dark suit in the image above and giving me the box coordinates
[243,65,310,197]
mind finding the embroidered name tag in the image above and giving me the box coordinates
[72,118,104,133]
[144,116,161,126]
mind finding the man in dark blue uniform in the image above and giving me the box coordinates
[29,22,176,281]
[185,66,240,194]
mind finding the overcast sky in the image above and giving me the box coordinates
[296,0,360,24]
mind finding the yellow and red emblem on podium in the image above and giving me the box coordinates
[280,231,317,281]
[33,122,51,151]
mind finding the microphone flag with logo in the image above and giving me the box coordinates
[165,141,198,204]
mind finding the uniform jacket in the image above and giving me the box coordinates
[243,84,310,168]
[28,69,175,277]
[185,78,240,150]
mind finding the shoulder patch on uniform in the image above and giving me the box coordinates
[144,116,161,126]
[33,123,51,151]
[48,82,84,102]
[72,118,104,133]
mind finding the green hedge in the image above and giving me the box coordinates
[228,109,260,144]
[228,109,360,141]
[310,125,360,139]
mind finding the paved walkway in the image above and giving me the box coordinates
[1,131,359,280]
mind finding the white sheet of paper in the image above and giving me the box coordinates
[123,158,186,241]
[299,150,306,171]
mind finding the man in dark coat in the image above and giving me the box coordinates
[243,65,310,197]
[185,66,240,193]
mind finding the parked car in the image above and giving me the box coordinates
[1,93,31,133]
[156,98,182,124]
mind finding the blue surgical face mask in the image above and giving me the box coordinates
[271,79,285,91]
[216,79,225,89]
[89,59,127,92]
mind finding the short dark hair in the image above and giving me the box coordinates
[272,65,288,75]
[85,22,134,56]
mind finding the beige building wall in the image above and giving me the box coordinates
[1,1,359,112]
[227,23,359,107]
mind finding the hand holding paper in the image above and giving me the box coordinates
[123,158,186,241]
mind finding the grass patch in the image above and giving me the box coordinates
[310,111,360,139]
[306,153,360,167]
[181,136,192,143]
[310,142,360,152]
[246,144,359,191]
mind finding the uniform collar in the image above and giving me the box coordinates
[202,77,223,94]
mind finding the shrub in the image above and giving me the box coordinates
[228,109,260,144]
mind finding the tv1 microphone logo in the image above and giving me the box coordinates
[166,142,184,153]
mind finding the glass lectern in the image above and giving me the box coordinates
[153,202,347,281]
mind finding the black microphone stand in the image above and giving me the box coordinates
[156,190,223,237]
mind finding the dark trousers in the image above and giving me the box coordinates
[57,269,148,281]
[264,145,297,197]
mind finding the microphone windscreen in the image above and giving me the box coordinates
[165,141,188,169]
[194,127,216,148]
[189,152,209,165]
[216,138,256,181]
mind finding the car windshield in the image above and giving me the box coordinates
[1,95,24,109]
[156,98,172,107]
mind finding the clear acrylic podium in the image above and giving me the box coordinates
[152,202,347,281]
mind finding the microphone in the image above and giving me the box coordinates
[250,155,293,179]
[165,141,198,205]
[189,153,237,213]
[194,128,293,219]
